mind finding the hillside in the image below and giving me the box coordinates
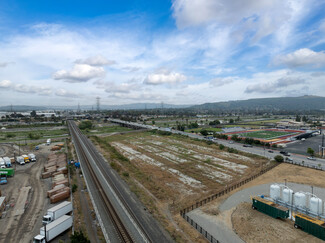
[190,96,325,112]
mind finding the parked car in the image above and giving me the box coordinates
[286,157,293,162]
[307,157,316,161]
[268,150,274,153]
[243,144,253,147]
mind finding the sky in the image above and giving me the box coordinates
[0,0,325,107]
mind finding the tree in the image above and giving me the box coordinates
[307,147,315,156]
[295,115,301,122]
[229,119,234,124]
[79,120,93,130]
[302,115,308,122]
[30,110,37,117]
[219,144,225,150]
[70,230,90,243]
[274,155,284,162]
[152,120,155,125]
[200,129,208,136]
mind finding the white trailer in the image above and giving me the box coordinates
[28,153,36,162]
[3,157,11,167]
[0,158,5,168]
[42,201,72,224]
[33,215,73,243]
[15,156,25,165]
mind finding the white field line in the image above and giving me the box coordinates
[168,168,202,187]
[196,164,232,183]
[112,142,163,167]
[192,154,248,173]
[112,142,203,188]
[158,152,188,163]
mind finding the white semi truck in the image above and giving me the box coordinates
[15,156,25,165]
[3,157,11,167]
[33,215,73,243]
[46,139,51,146]
[42,201,72,224]
[28,153,36,162]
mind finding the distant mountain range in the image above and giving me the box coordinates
[1,96,325,112]
[0,103,190,111]
[190,95,325,112]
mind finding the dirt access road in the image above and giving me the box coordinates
[0,145,49,243]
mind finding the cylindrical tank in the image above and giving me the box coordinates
[270,184,281,200]
[310,197,323,214]
[282,188,293,204]
[294,192,307,208]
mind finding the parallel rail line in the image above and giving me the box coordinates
[68,121,135,243]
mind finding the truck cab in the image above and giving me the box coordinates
[33,235,45,243]
[46,139,51,146]
[22,155,30,163]
[42,215,52,225]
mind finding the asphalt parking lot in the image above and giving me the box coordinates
[285,134,324,156]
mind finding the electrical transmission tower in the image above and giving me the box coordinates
[96,97,100,111]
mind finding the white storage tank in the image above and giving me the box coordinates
[282,188,293,204]
[310,197,323,215]
[270,184,281,200]
[294,192,307,209]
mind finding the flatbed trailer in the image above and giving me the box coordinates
[252,196,289,219]
[294,213,325,241]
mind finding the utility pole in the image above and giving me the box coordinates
[321,134,324,158]
[96,97,100,112]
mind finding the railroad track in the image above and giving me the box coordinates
[68,121,152,243]
[68,121,135,243]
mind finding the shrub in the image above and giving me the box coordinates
[72,184,78,193]
[219,144,225,150]
[274,155,284,162]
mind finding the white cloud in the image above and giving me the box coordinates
[245,77,306,93]
[273,48,325,68]
[94,79,141,94]
[0,80,12,88]
[210,77,236,87]
[53,64,105,82]
[55,88,79,98]
[171,0,310,46]
[319,19,325,32]
[0,62,12,68]
[75,55,116,66]
[144,69,186,85]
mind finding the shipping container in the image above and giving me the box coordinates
[0,168,15,177]
[294,213,325,241]
[252,196,289,219]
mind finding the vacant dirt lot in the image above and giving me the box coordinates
[232,202,323,243]
[0,143,50,243]
[92,131,270,242]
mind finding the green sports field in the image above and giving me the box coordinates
[236,130,297,140]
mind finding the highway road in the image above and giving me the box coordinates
[109,119,325,170]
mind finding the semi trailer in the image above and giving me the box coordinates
[33,215,73,243]
[42,201,72,224]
